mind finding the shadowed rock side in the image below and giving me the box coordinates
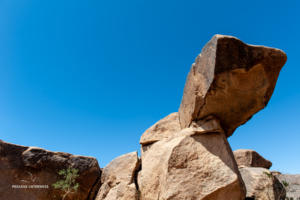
[138,120,246,200]
[240,167,286,200]
[234,149,272,169]
[178,34,287,137]
[95,152,140,200]
[0,140,101,200]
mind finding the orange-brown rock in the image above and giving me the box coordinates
[140,112,181,146]
[234,149,272,169]
[138,120,246,200]
[140,113,224,158]
[178,34,287,137]
[0,140,101,200]
[95,152,140,200]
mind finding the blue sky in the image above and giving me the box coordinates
[0,0,299,173]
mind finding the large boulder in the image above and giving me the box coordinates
[239,167,286,200]
[178,34,287,137]
[138,121,246,200]
[0,140,101,200]
[95,152,140,200]
[275,173,300,200]
[234,149,272,169]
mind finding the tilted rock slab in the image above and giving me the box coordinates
[0,140,101,200]
[179,34,287,137]
[140,112,181,146]
[240,167,286,200]
[140,113,223,147]
[139,113,223,158]
[138,121,246,200]
[95,152,140,200]
[234,149,272,169]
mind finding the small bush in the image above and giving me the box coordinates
[52,167,80,200]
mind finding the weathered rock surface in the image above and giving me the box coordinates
[275,173,300,200]
[138,124,246,200]
[140,112,181,146]
[140,113,224,158]
[95,152,140,200]
[0,140,101,200]
[234,149,272,169]
[178,34,287,137]
[239,167,286,200]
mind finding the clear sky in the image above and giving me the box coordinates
[0,0,299,173]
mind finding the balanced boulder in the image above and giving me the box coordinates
[95,152,140,200]
[234,149,272,169]
[0,140,101,200]
[178,34,287,137]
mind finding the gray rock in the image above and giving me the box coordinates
[275,174,300,200]
[240,167,286,200]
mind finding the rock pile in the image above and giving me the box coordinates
[137,34,286,200]
[0,34,289,200]
[234,150,286,200]
[275,174,300,200]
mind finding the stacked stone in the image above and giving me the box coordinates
[137,35,286,200]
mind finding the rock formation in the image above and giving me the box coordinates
[138,121,245,200]
[275,173,300,200]
[138,34,286,200]
[234,149,272,169]
[178,35,287,137]
[95,152,140,200]
[0,34,289,200]
[0,140,101,200]
[239,167,286,200]
[140,112,181,147]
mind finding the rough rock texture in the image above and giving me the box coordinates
[178,34,287,137]
[234,149,272,169]
[0,140,101,200]
[275,174,300,200]
[95,152,140,200]
[239,167,286,200]
[138,124,246,200]
[140,113,223,158]
[140,112,181,146]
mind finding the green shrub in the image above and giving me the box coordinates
[52,167,80,200]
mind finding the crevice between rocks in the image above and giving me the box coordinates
[86,169,102,200]
[134,157,142,200]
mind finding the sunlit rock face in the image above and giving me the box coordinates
[138,119,246,200]
[95,152,140,200]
